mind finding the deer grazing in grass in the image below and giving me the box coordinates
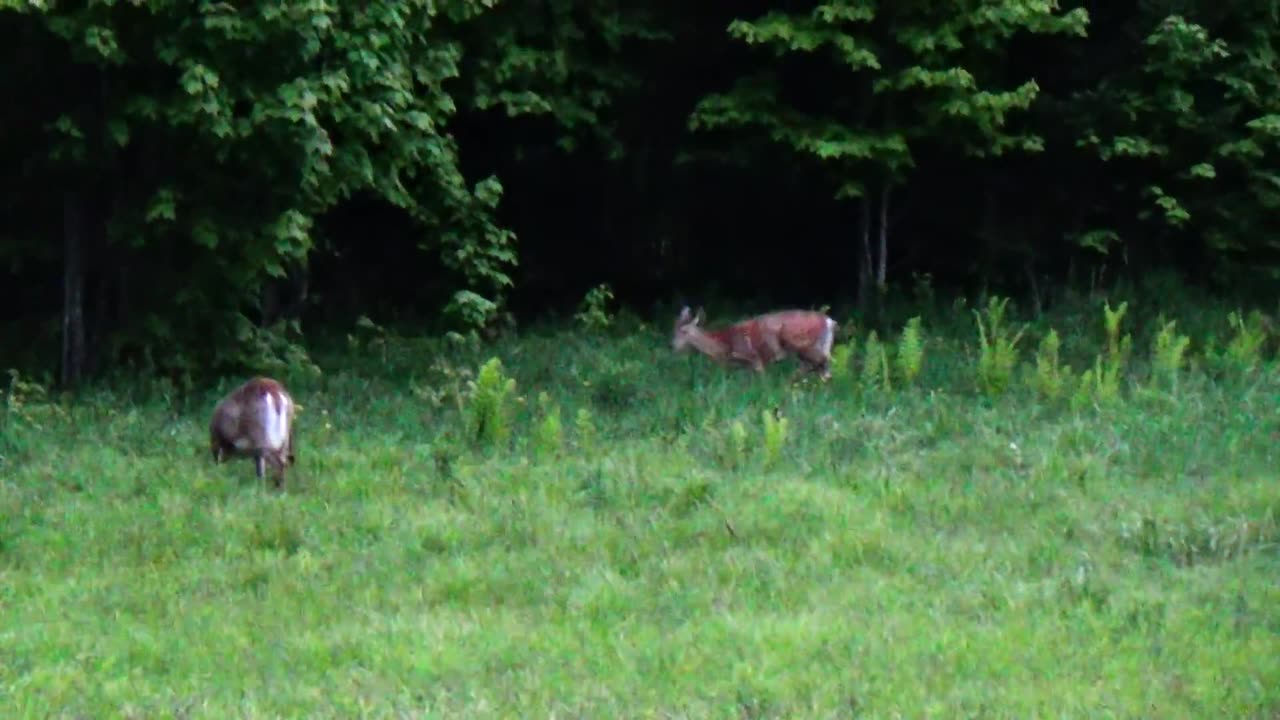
[209,377,297,489]
[671,306,838,381]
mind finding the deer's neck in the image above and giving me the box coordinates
[689,327,733,360]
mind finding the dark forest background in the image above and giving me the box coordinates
[2,0,1278,386]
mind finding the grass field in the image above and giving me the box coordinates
[2,292,1279,718]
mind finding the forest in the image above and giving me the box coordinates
[2,0,1278,383]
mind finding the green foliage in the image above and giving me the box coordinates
[465,356,517,448]
[462,2,670,158]
[761,408,788,470]
[728,418,750,470]
[894,315,925,385]
[1033,328,1069,401]
[5,305,1280,716]
[1206,310,1270,376]
[0,369,63,466]
[348,316,393,366]
[974,296,1026,397]
[574,406,597,453]
[1069,302,1134,410]
[444,291,501,338]
[1070,10,1280,277]
[2,369,63,431]
[6,0,1280,385]
[2,0,529,376]
[860,330,890,392]
[533,391,563,460]
[1072,352,1124,411]
[1151,318,1192,390]
[574,283,617,333]
[690,0,1089,203]
[1103,300,1131,365]
[828,341,855,382]
[411,355,475,417]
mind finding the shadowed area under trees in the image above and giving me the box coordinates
[1,0,1278,384]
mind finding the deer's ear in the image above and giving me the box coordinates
[694,308,706,325]
[677,306,692,323]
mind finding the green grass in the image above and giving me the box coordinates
[2,296,1279,718]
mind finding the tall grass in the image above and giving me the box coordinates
[1,290,1278,718]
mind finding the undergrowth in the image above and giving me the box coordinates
[1,289,1278,718]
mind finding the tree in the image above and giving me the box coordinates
[1067,3,1280,284]
[689,0,1088,309]
[0,0,519,382]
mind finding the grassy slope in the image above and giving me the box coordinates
[2,296,1278,718]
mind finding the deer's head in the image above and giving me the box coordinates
[672,305,706,352]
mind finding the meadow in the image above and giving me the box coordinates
[2,288,1278,718]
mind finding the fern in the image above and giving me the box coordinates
[573,283,616,333]
[465,356,517,448]
[1033,328,1068,401]
[829,342,854,381]
[1070,362,1098,412]
[1097,350,1124,405]
[1225,310,1267,373]
[860,331,891,392]
[1072,352,1123,410]
[1091,300,1131,404]
[1151,318,1191,390]
[895,315,925,384]
[1103,300,1129,363]
[974,296,1026,397]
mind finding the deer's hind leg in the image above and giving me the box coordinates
[791,351,831,382]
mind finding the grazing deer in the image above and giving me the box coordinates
[209,377,297,489]
[671,306,838,380]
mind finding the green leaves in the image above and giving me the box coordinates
[1067,5,1280,276]
[0,0,530,375]
[145,188,179,225]
[694,1,1079,198]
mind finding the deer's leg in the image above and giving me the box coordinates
[727,334,757,368]
[808,353,832,381]
[262,452,286,491]
[254,454,266,479]
[795,346,832,381]
[212,436,233,464]
[762,333,786,362]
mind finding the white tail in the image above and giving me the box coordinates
[210,376,297,489]
[672,306,838,380]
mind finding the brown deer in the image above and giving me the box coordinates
[209,377,297,489]
[671,306,838,380]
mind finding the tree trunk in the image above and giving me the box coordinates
[61,191,87,388]
[877,183,890,291]
[261,259,311,328]
[858,193,873,312]
[1025,258,1043,318]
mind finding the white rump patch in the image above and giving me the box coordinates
[260,392,291,451]
[819,317,836,357]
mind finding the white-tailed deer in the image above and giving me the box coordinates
[210,377,297,489]
[671,306,838,380]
